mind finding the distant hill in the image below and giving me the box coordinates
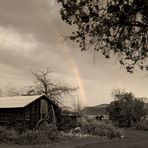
[82,102,148,116]
[83,104,109,115]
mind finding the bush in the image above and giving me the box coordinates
[17,130,41,145]
[58,115,77,131]
[136,120,148,131]
[85,117,94,123]
[77,120,123,138]
[0,124,64,145]
[0,127,18,144]
[17,124,62,145]
[93,123,123,138]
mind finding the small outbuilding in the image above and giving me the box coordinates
[0,95,61,130]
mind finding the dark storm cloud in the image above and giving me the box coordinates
[0,25,75,76]
[0,0,147,106]
[0,0,71,45]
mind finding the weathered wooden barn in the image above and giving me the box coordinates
[0,95,61,130]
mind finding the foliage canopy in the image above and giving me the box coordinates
[57,0,148,73]
[107,89,147,127]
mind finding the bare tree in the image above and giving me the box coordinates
[4,69,77,105]
[5,85,22,97]
[31,69,78,128]
[5,84,36,97]
[71,97,83,115]
[25,85,36,95]
[31,69,77,104]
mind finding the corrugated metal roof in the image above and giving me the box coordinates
[0,95,43,108]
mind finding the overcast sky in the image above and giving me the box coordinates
[0,0,147,106]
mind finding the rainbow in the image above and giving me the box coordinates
[31,0,86,107]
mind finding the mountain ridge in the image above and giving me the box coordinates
[83,104,109,115]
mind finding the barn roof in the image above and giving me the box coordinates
[0,95,45,108]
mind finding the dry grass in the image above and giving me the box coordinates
[0,129,148,148]
[77,119,123,138]
[136,120,148,131]
[0,124,67,145]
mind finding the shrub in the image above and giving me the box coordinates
[17,124,61,145]
[77,120,123,138]
[136,120,148,131]
[85,117,94,123]
[0,124,64,145]
[58,115,77,131]
[17,130,41,145]
[0,126,18,144]
[93,123,123,138]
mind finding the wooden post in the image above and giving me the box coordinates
[51,105,56,126]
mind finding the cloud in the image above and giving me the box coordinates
[0,0,71,45]
[0,25,43,74]
[0,26,37,55]
[0,0,147,106]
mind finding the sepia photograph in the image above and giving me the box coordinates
[0,0,147,147]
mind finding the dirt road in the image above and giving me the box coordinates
[75,138,148,148]
[75,129,148,148]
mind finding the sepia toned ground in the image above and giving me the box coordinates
[75,129,148,148]
[0,129,147,148]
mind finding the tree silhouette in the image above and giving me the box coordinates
[32,69,77,104]
[57,0,148,73]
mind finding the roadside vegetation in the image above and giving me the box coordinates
[136,120,148,131]
[0,121,123,145]
[77,119,123,139]
[0,125,71,145]
[0,88,148,145]
[0,124,68,145]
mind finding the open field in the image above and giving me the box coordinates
[0,129,147,148]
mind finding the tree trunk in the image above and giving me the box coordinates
[51,105,56,126]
